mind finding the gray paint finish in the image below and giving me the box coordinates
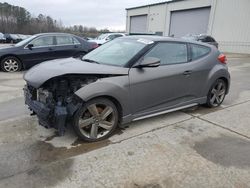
[169,7,211,37]
[23,36,230,137]
[130,15,148,33]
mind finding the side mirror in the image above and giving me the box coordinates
[135,57,160,68]
[27,44,34,49]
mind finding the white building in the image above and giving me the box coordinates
[126,0,250,54]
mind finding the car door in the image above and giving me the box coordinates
[21,35,56,67]
[54,35,81,58]
[129,42,194,116]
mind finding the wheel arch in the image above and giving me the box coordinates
[205,66,230,95]
[85,95,123,124]
[0,54,23,69]
[218,76,230,94]
[74,80,130,119]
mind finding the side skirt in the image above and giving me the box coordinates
[120,97,207,126]
[132,103,198,121]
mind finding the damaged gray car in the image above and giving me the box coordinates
[24,36,230,142]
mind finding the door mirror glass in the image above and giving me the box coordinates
[136,57,160,68]
[27,44,34,49]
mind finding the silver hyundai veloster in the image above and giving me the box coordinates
[24,36,230,142]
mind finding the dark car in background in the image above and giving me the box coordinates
[0,32,6,43]
[0,33,98,72]
[17,34,31,41]
[182,34,218,48]
[4,34,22,43]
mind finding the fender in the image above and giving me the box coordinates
[74,76,131,117]
[204,64,230,95]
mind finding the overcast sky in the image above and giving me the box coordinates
[4,0,167,31]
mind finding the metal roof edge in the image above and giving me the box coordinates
[126,0,186,10]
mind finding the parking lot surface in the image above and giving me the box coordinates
[0,55,250,187]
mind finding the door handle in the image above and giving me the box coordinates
[183,70,192,76]
[48,47,54,51]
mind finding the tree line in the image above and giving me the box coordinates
[0,2,116,37]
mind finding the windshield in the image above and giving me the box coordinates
[15,35,36,47]
[82,38,147,67]
[96,34,108,40]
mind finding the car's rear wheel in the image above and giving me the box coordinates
[206,79,227,107]
[1,56,22,72]
[72,98,119,142]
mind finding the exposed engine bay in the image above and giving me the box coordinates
[24,75,104,135]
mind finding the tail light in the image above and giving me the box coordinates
[218,54,227,64]
[91,43,99,49]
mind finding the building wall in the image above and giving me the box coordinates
[147,4,168,35]
[126,0,250,54]
[165,0,212,36]
[126,7,149,34]
[210,0,250,54]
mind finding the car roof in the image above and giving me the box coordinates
[122,35,214,48]
[33,32,74,37]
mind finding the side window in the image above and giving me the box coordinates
[114,34,123,39]
[72,37,80,44]
[56,35,74,45]
[191,44,210,60]
[30,36,54,47]
[107,35,116,40]
[144,42,188,65]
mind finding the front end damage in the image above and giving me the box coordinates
[24,75,98,136]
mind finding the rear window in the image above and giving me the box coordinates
[191,44,210,60]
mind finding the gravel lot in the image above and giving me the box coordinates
[0,50,250,187]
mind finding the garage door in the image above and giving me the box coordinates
[169,7,211,37]
[130,15,147,33]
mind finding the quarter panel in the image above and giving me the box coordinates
[204,64,230,95]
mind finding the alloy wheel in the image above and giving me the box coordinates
[209,81,226,106]
[78,103,116,139]
[3,59,19,72]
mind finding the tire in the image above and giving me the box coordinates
[206,79,227,108]
[72,97,119,142]
[1,56,22,72]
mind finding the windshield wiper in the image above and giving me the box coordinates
[82,58,100,64]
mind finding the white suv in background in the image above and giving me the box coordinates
[90,33,126,45]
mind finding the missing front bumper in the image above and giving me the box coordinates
[24,86,68,136]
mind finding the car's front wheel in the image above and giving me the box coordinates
[1,56,22,72]
[72,98,119,142]
[206,79,227,107]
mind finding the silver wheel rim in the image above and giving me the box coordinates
[3,59,19,72]
[78,103,116,139]
[210,81,226,106]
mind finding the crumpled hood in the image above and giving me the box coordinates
[24,58,129,88]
